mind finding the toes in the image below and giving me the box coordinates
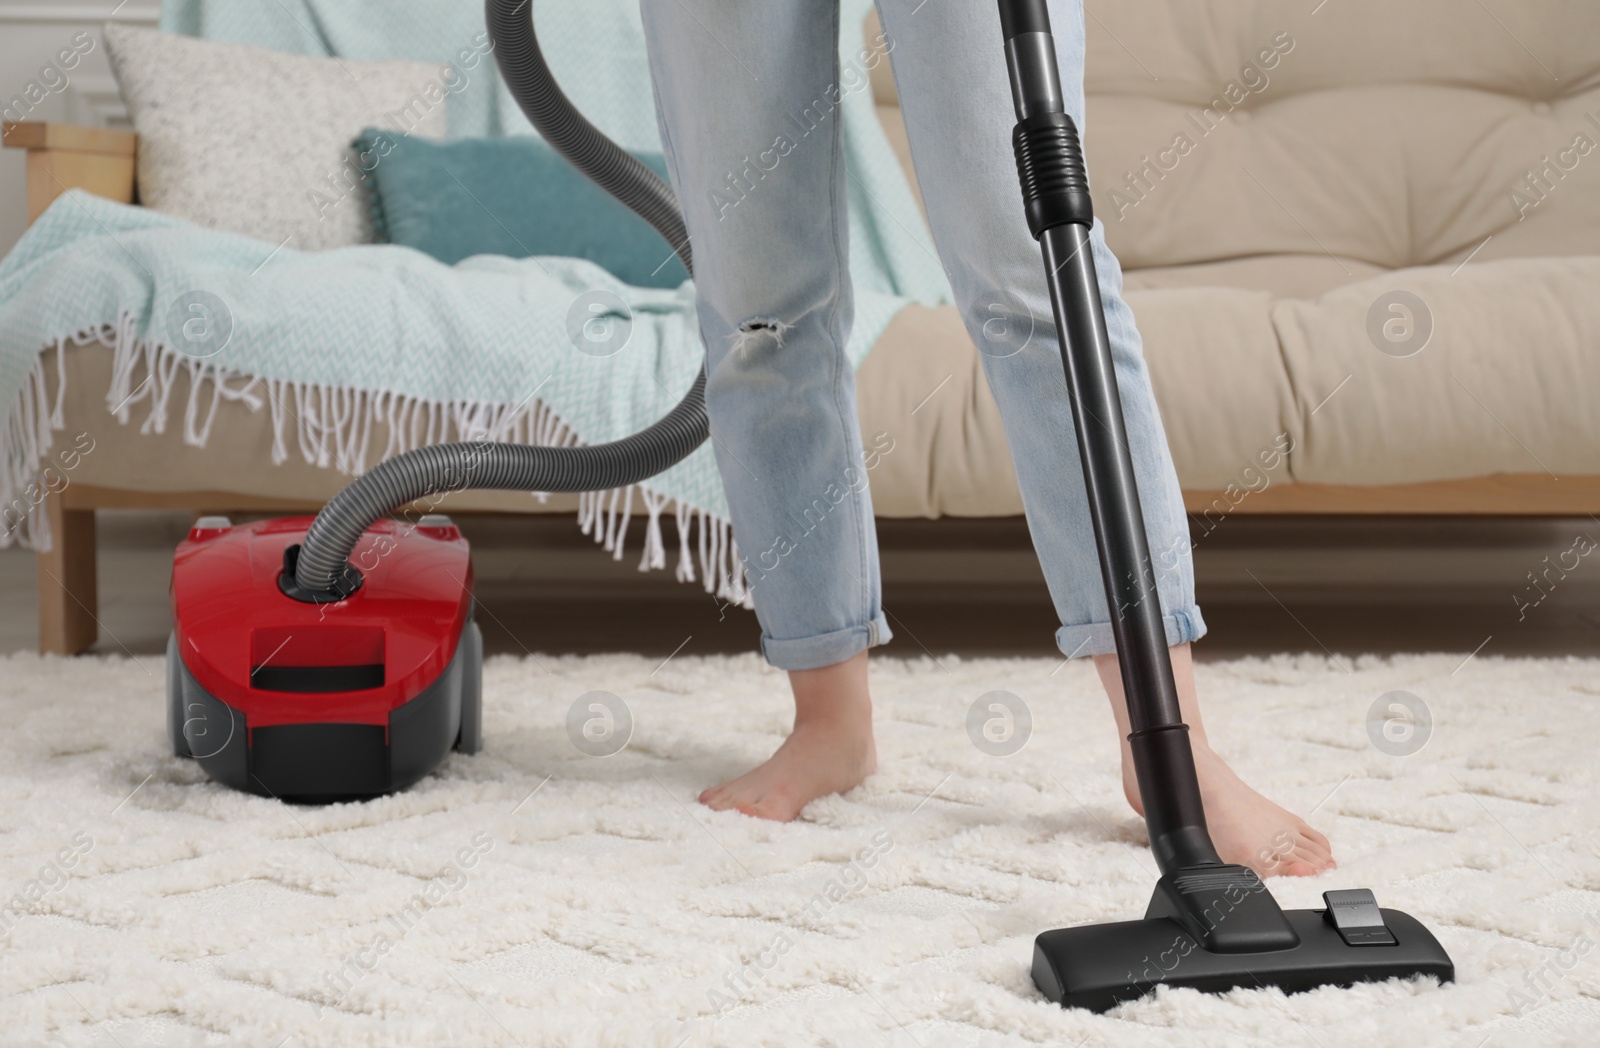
[1260,819,1335,874]
[750,784,802,821]
[700,785,739,811]
[1294,827,1336,869]
[702,777,798,822]
[1258,850,1318,878]
[1290,834,1329,866]
[1292,838,1331,870]
[1290,843,1334,876]
[1296,819,1332,852]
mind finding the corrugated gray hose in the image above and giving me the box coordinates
[294,0,707,596]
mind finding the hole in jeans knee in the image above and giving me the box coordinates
[727,316,794,358]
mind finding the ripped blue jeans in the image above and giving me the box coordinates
[639,0,1206,670]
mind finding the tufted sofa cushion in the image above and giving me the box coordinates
[1083,0,1600,274]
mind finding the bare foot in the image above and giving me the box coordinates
[1119,740,1335,878]
[1095,645,1336,879]
[699,650,877,821]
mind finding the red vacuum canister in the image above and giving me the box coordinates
[167,515,482,802]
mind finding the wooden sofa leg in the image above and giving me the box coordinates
[37,499,97,655]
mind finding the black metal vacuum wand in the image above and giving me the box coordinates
[998,0,1454,1011]
[1000,0,1218,878]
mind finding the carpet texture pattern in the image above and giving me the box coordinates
[1,650,1597,1047]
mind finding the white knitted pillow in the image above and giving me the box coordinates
[103,23,449,250]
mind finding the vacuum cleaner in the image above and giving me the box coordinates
[166,0,1454,1009]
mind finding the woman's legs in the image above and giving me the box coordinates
[639,1,885,819]
[872,0,1200,653]
[874,0,1332,874]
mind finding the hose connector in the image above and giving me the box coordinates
[1012,111,1093,238]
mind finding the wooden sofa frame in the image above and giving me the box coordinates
[7,119,1598,655]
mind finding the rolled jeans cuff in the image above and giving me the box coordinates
[1054,606,1207,660]
[760,612,894,672]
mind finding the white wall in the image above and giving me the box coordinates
[0,0,159,256]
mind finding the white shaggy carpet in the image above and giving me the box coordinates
[2,649,1599,1048]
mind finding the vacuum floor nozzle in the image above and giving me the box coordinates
[1032,886,1454,1012]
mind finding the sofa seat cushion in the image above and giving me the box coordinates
[1275,255,1600,485]
[854,256,1600,516]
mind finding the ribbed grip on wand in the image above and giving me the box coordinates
[1012,112,1094,239]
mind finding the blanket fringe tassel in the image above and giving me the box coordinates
[1,314,755,610]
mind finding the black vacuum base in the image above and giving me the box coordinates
[1033,907,1454,1012]
[167,621,483,803]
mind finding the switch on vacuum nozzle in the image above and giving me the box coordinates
[1322,889,1398,946]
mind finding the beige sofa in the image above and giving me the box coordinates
[6,0,1600,654]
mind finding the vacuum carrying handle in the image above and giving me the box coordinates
[999,0,1220,873]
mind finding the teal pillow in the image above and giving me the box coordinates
[353,129,689,288]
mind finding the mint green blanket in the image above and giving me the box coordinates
[0,0,951,597]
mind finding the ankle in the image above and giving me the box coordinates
[788,650,871,723]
